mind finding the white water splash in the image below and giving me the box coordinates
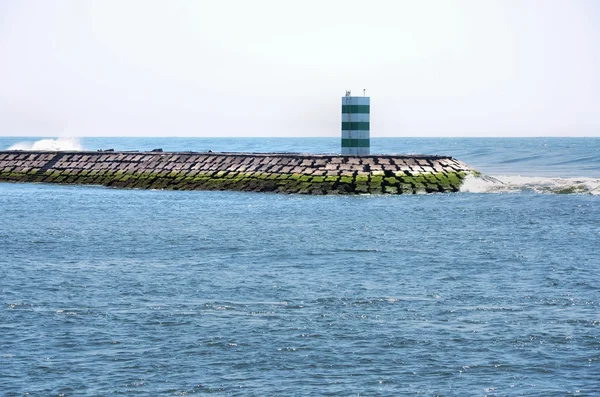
[461,174,600,195]
[7,137,82,151]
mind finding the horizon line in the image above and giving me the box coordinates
[1,135,600,139]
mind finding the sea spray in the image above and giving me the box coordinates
[461,174,600,195]
[7,137,82,151]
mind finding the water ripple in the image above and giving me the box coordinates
[1,173,599,395]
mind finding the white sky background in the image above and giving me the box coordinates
[0,0,599,137]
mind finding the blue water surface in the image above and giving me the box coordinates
[1,138,600,395]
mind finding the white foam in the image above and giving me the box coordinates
[460,174,504,193]
[461,174,600,195]
[7,137,82,151]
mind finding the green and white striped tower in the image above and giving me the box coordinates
[341,90,370,155]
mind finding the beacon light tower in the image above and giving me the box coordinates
[341,90,370,155]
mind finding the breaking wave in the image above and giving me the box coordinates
[460,174,600,195]
[7,137,82,151]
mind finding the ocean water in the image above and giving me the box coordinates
[1,137,599,396]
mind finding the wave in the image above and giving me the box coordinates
[461,174,600,195]
[7,137,82,151]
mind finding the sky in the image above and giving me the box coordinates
[0,0,599,137]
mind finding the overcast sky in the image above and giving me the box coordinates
[0,0,599,137]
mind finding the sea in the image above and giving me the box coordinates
[1,137,599,396]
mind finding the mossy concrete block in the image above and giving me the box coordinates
[413,183,427,193]
[368,182,382,194]
[400,184,414,194]
[424,174,438,183]
[261,181,278,192]
[339,176,353,185]
[355,175,369,185]
[92,176,107,185]
[447,173,461,187]
[384,177,398,185]
[355,184,369,193]
[8,173,27,182]
[62,175,77,183]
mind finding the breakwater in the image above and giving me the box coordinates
[0,151,474,194]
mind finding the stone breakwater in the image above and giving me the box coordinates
[0,151,474,194]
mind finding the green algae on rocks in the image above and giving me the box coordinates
[0,150,476,195]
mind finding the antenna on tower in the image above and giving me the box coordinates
[363,89,366,97]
